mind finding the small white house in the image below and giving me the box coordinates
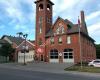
[17,40,35,63]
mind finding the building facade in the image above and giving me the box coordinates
[1,35,35,63]
[35,0,96,63]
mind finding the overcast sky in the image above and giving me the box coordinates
[0,0,100,44]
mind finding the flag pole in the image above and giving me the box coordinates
[78,16,83,69]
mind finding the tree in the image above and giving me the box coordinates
[96,44,100,58]
[0,43,15,62]
[17,32,23,37]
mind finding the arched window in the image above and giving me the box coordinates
[56,26,65,34]
[39,16,42,24]
[39,24,42,33]
[50,49,58,59]
[47,4,50,11]
[39,4,43,11]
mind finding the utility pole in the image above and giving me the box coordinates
[23,34,28,65]
[78,17,83,69]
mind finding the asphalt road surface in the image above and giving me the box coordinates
[0,68,100,80]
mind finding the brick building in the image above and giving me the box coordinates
[35,0,96,63]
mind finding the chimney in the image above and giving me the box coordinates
[80,11,85,23]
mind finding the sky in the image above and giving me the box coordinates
[0,0,100,44]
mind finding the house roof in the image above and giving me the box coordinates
[1,35,24,45]
[0,39,8,44]
[17,40,35,51]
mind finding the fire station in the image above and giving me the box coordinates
[34,0,96,63]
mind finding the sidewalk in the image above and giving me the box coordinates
[0,62,100,78]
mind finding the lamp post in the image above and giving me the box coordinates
[23,34,28,65]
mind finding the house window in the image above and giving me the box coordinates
[21,46,29,53]
[50,37,54,44]
[67,36,71,44]
[56,27,60,34]
[56,26,65,34]
[62,27,64,34]
[58,37,62,44]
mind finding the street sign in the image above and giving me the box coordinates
[59,52,62,56]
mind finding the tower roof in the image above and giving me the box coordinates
[34,0,54,5]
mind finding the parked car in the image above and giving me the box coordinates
[88,59,100,67]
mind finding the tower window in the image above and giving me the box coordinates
[39,4,43,11]
[47,4,50,11]
[39,24,42,33]
[39,16,43,23]
[47,17,51,23]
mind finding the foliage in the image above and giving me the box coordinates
[0,43,15,58]
[65,65,100,73]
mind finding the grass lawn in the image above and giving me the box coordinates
[65,65,100,73]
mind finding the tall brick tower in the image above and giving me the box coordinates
[34,0,54,61]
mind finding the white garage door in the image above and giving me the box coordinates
[63,49,74,63]
[49,49,59,63]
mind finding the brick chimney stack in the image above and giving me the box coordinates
[80,11,85,23]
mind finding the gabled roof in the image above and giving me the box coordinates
[46,17,74,37]
[1,35,24,45]
[45,17,94,42]
[17,40,35,51]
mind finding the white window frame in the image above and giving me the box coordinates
[67,36,71,44]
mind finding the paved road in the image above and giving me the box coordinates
[0,62,74,73]
[0,67,100,80]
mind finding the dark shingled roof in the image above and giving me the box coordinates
[2,35,24,45]
[0,39,8,44]
[34,0,54,5]
[45,17,94,42]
